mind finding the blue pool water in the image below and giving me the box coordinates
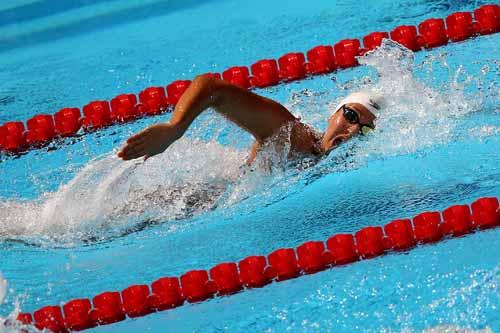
[0,0,499,332]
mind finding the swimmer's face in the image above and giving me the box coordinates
[320,102,376,152]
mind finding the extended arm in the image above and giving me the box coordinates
[118,75,319,160]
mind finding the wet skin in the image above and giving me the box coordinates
[320,102,376,153]
[118,76,376,162]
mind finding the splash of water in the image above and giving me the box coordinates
[0,40,489,245]
[0,138,248,244]
[420,325,492,333]
[355,40,480,157]
[286,39,485,182]
[0,274,36,333]
[0,274,6,309]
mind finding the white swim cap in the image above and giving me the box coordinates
[333,90,385,116]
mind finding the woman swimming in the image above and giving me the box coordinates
[118,75,384,163]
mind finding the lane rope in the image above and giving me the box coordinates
[0,4,498,155]
[2,4,500,332]
[5,196,500,332]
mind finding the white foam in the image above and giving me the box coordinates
[0,273,6,307]
[347,39,480,158]
[468,125,500,139]
[0,273,35,333]
[421,325,492,333]
[0,138,246,245]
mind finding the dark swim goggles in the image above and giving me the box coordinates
[341,105,375,135]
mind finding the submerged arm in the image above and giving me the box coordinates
[118,76,318,160]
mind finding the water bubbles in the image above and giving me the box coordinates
[0,274,33,333]
[328,39,482,160]
[0,139,246,245]
[0,273,6,306]
[422,325,492,333]
[360,39,416,79]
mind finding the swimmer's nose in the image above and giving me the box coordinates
[333,136,345,146]
[322,117,361,152]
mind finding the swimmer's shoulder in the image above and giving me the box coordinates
[246,121,322,165]
[289,121,323,156]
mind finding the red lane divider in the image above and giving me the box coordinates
[326,233,358,265]
[33,306,65,333]
[63,299,94,331]
[223,67,251,89]
[238,256,269,288]
[8,196,499,332]
[278,52,307,81]
[0,4,498,155]
[305,45,336,75]
[148,277,184,311]
[121,285,152,318]
[334,39,361,68]
[355,226,385,258]
[210,263,243,295]
[250,59,280,87]
[26,115,56,147]
[82,101,112,130]
[166,80,192,105]
[0,122,26,153]
[390,25,420,51]
[138,86,169,116]
[413,211,442,243]
[54,108,81,137]
[110,94,138,123]
[266,248,300,281]
[418,18,448,49]
[383,219,415,250]
[297,241,327,273]
[446,12,474,42]
[89,291,125,325]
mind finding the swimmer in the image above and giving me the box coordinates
[118,76,384,163]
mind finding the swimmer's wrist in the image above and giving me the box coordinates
[167,119,189,138]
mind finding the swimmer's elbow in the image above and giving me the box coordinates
[192,74,213,87]
[192,74,222,104]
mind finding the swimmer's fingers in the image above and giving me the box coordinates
[126,130,148,145]
[118,145,136,160]
[117,145,129,159]
[118,142,148,160]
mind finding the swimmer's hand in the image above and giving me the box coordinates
[118,122,183,161]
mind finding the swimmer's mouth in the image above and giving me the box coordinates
[333,138,343,147]
[331,136,349,149]
[320,137,345,154]
[320,133,351,153]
